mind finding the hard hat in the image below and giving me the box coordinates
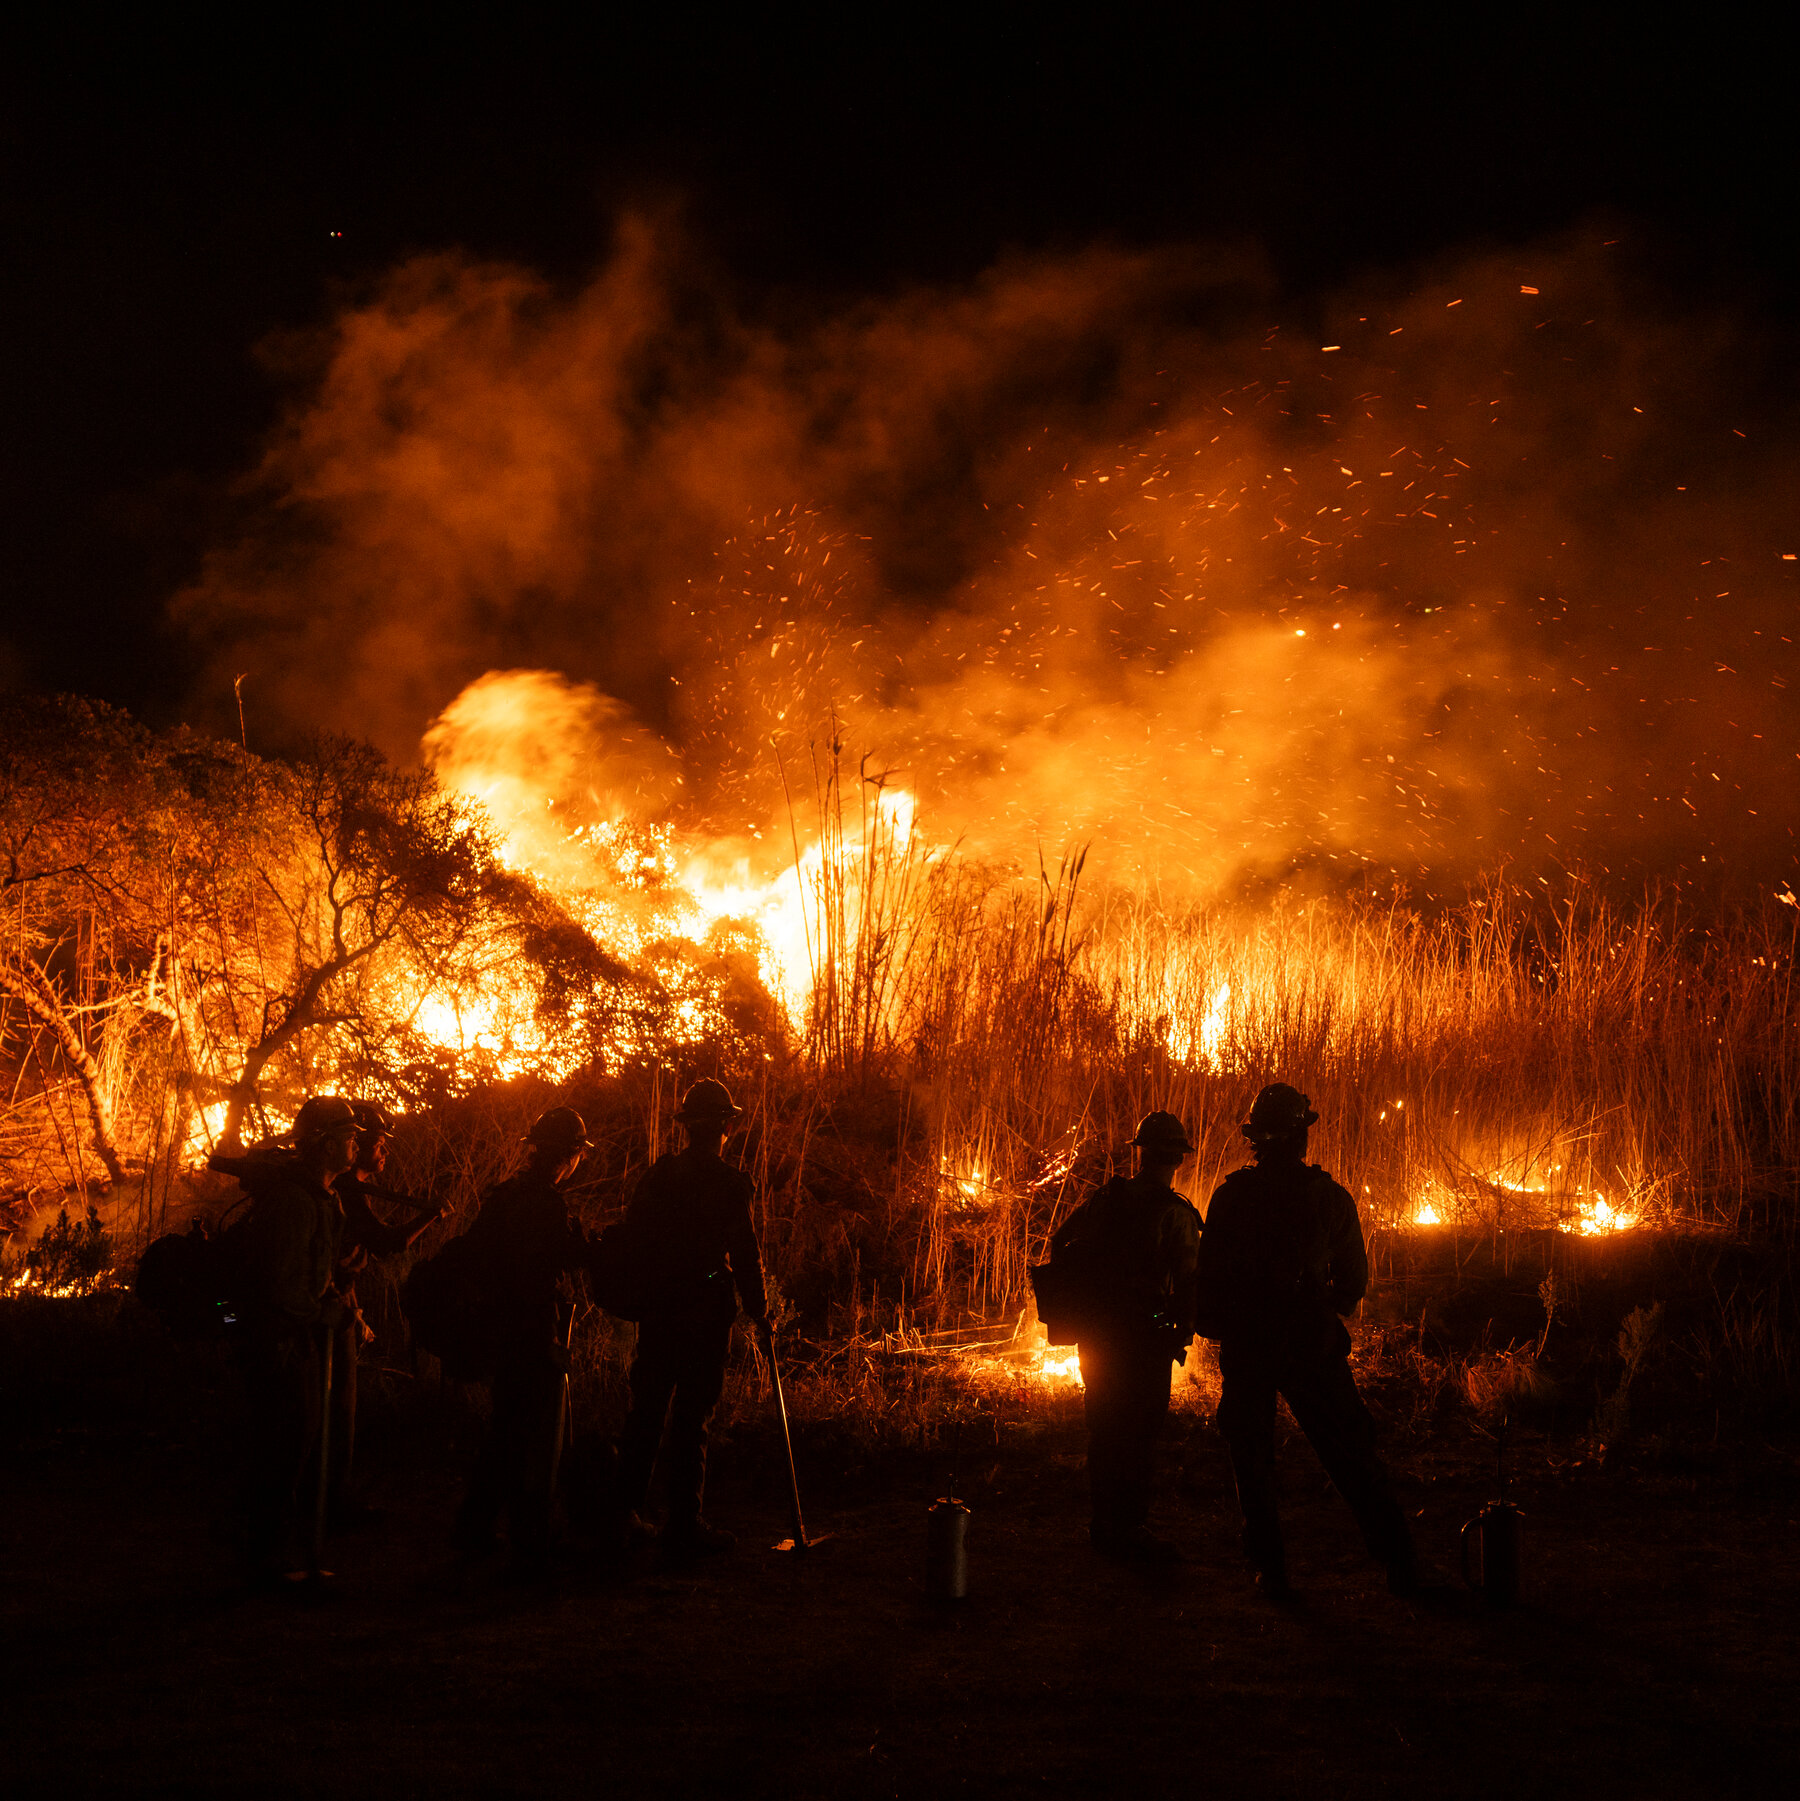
[351,1100,398,1138]
[293,1095,358,1143]
[527,1107,593,1156]
[675,1079,742,1126]
[1132,1110,1197,1155]
[1242,1083,1320,1144]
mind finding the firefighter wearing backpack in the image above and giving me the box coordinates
[611,1079,770,1565]
[1196,1083,1416,1599]
[229,1094,359,1587]
[1054,1111,1200,1563]
[453,1107,595,1578]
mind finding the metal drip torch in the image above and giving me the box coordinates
[927,1419,970,1601]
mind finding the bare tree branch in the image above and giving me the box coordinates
[0,958,126,1187]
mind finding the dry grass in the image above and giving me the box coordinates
[5,723,1798,1395]
[784,863,1800,1333]
[189,853,1800,1393]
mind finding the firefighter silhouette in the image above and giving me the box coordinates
[1195,1083,1416,1597]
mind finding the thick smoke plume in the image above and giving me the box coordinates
[179,217,1799,897]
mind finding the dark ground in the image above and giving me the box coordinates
[4,1335,1797,1801]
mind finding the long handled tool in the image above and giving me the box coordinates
[305,1324,335,1584]
[548,1306,575,1498]
[765,1334,830,1553]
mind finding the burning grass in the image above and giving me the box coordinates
[3,693,1798,1431]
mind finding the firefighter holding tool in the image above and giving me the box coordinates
[611,1080,770,1565]
[229,1094,358,1588]
[453,1106,594,1580]
[324,1100,443,1526]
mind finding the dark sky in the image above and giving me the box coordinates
[4,13,1796,721]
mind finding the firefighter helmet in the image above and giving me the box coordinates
[527,1107,593,1156]
[293,1095,358,1144]
[1132,1110,1197,1155]
[675,1079,742,1126]
[1242,1083,1319,1144]
[351,1100,398,1139]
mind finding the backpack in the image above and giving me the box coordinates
[1028,1198,1106,1343]
[134,1152,278,1336]
[592,1153,745,1325]
[134,1218,251,1338]
[1029,1178,1184,1345]
[586,1217,654,1323]
[401,1233,500,1382]
[1196,1162,1347,1356]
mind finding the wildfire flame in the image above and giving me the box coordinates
[1163,979,1232,1068]
[1197,981,1231,1065]
[1567,1194,1639,1235]
[400,669,934,1071]
[938,1153,992,1206]
[1405,1166,1640,1234]
[7,1270,102,1299]
[407,670,1674,1260]
[182,1101,232,1166]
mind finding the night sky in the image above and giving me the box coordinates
[5,14,1797,725]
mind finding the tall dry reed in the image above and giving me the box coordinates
[782,817,1800,1327]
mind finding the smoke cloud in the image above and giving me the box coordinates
[177,216,1800,897]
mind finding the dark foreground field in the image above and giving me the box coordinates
[5,1356,1798,1801]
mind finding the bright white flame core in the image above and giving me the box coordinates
[182,1101,232,1166]
[1568,1194,1639,1235]
[1163,979,1231,1067]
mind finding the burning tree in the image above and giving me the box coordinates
[1,695,172,1199]
[0,697,640,1250]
